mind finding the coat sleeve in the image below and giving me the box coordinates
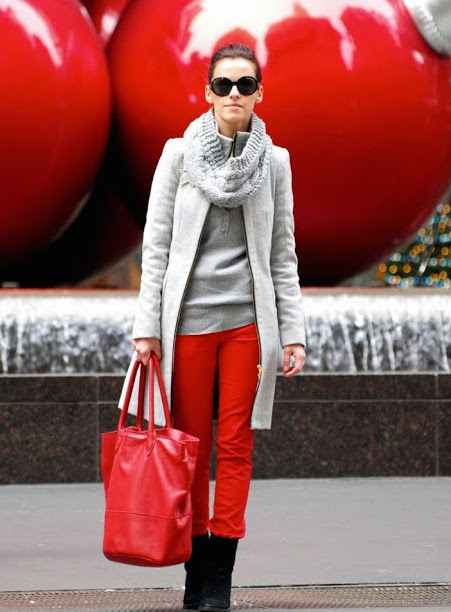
[133,139,183,339]
[270,147,307,348]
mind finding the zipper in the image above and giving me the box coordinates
[172,210,209,372]
[242,208,262,398]
[229,133,237,158]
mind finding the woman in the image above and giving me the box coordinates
[132,43,306,612]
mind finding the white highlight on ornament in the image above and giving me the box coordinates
[412,49,426,64]
[175,0,398,71]
[0,0,64,67]
[100,13,118,40]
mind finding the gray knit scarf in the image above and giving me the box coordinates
[183,108,273,208]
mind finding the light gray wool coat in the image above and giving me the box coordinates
[120,137,306,430]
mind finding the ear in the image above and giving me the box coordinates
[205,84,213,104]
[255,84,264,104]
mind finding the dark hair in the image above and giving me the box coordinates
[208,43,262,83]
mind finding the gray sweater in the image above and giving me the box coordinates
[177,131,254,334]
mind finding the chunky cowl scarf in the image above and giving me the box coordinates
[183,108,273,208]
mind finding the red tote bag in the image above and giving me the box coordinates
[101,353,199,566]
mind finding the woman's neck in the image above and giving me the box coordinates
[216,118,250,139]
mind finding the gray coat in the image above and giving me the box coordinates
[120,137,306,430]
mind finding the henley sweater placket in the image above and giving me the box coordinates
[177,131,255,335]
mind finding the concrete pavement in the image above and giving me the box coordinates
[0,478,450,610]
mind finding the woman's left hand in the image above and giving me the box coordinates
[282,344,306,377]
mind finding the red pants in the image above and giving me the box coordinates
[171,323,259,539]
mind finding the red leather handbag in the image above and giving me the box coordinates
[101,353,199,566]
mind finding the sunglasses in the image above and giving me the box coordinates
[210,76,259,97]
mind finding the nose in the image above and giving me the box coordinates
[229,84,240,96]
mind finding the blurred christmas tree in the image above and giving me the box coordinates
[378,199,451,288]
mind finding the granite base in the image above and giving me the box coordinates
[0,373,449,483]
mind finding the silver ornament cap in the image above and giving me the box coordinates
[404,0,451,55]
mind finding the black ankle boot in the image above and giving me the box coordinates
[183,533,210,610]
[198,535,238,612]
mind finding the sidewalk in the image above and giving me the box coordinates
[0,478,450,610]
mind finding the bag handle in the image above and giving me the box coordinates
[147,352,172,430]
[117,353,172,438]
[117,358,141,433]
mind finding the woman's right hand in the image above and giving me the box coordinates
[133,337,162,365]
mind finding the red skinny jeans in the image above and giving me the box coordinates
[171,323,259,539]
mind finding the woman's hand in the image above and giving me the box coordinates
[133,337,162,365]
[282,344,306,377]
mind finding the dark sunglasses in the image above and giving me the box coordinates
[210,76,259,97]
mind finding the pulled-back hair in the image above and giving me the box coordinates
[208,43,262,83]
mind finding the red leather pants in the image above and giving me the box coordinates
[171,323,259,539]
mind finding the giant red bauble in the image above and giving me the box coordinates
[107,0,451,284]
[0,166,142,287]
[9,0,145,286]
[0,0,111,267]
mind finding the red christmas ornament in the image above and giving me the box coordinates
[0,169,142,287]
[108,0,451,284]
[0,0,111,267]
[13,0,145,287]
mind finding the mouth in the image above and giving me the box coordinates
[226,104,242,109]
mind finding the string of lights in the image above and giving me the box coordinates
[378,200,451,288]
